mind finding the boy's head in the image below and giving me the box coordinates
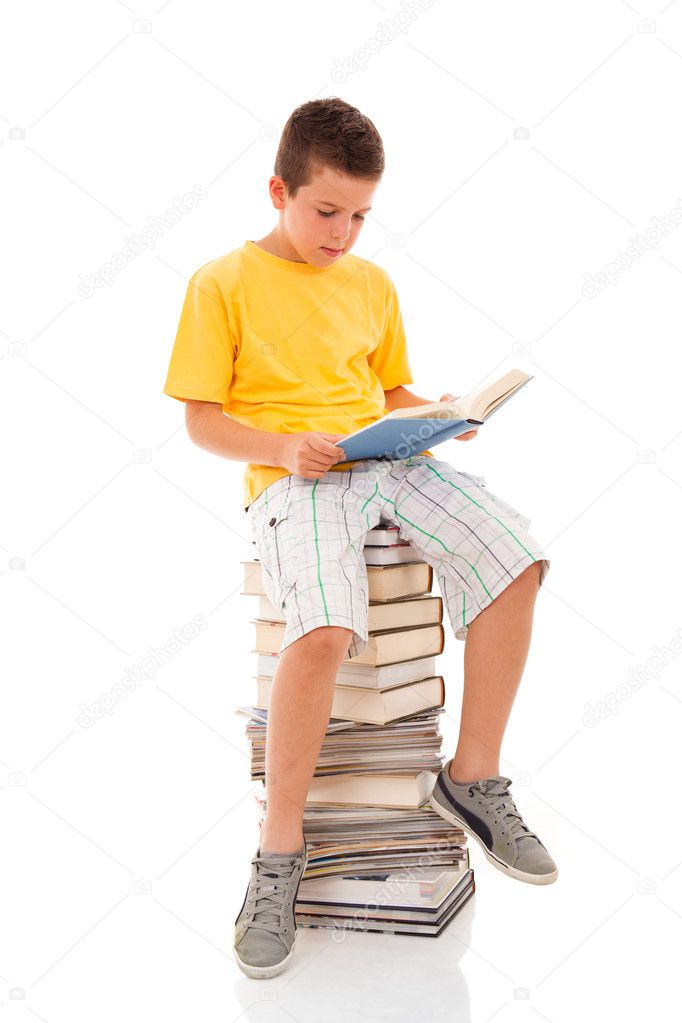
[266,97,384,267]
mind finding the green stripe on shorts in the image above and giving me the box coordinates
[311,480,331,625]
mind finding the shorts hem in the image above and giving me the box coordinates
[452,553,551,641]
[279,617,369,660]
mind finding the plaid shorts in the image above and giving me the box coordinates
[246,455,550,659]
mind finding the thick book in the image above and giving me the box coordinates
[364,525,403,545]
[241,559,433,601]
[305,769,436,808]
[337,368,532,462]
[295,875,475,936]
[363,544,424,566]
[254,674,445,726]
[255,592,443,632]
[254,651,438,691]
[297,860,468,907]
[297,858,470,913]
[251,620,445,666]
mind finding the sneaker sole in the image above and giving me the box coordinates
[429,791,558,886]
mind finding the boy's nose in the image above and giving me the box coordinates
[332,220,352,241]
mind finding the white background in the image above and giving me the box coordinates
[2,1,681,1020]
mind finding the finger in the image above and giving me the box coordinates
[310,435,343,456]
[306,458,335,471]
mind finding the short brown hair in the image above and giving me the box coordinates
[274,97,385,199]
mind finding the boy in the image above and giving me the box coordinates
[163,97,557,980]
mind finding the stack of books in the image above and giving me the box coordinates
[238,524,474,936]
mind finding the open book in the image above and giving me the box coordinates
[337,368,533,462]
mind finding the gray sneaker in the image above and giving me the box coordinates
[233,839,308,979]
[430,760,558,885]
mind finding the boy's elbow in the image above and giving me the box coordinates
[184,399,223,443]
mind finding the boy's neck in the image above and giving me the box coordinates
[253,230,306,264]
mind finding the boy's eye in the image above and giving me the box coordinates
[316,210,365,220]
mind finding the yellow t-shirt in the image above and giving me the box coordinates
[163,240,432,510]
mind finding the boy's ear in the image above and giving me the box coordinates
[269,175,287,210]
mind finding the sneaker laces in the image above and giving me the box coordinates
[469,777,542,846]
[244,855,301,935]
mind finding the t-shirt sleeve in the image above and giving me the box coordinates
[367,272,414,391]
[163,268,236,407]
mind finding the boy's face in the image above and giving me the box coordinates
[270,165,378,267]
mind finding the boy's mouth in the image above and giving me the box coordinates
[321,246,343,258]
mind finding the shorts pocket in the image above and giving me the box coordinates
[248,488,291,539]
[252,490,295,611]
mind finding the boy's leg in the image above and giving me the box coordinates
[377,458,549,776]
[431,558,557,885]
[259,624,353,853]
[377,458,556,882]
[449,560,542,782]
[247,470,380,854]
[233,624,353,978]
[236,474,378,975]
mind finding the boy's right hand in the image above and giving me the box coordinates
[278,432,348,479]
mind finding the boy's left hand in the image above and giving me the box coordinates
[439,393,479,441]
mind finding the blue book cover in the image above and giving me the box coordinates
[338,416,482,462]
[337,371,532,462]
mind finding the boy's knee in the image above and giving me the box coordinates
[305,625,353,653]
[316,624,354,642]
[517,561,543,588]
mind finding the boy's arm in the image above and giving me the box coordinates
[383,385,441,411]
[185,400,285,466]
[185,401,346,473]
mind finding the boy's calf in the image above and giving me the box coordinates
[259,625,354,853]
